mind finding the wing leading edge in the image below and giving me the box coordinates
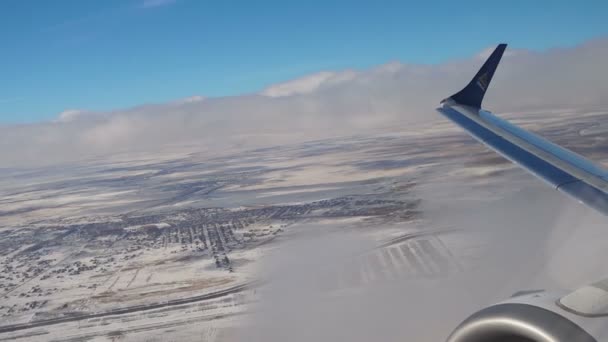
[437,44,608,215]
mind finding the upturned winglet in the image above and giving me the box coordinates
[444,43,507,109]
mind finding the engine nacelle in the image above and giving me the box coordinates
[446,284,608,342]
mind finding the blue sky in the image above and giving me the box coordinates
[1,0,608,123]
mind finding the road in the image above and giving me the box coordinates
[0,282,255,335]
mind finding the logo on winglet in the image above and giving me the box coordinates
[476,72,489,92]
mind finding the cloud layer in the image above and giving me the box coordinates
[2,38,608,167]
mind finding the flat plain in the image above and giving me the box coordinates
[2,109,608,341]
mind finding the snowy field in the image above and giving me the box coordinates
[2,109,608,341]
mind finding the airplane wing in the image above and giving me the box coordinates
[437,44,608,215]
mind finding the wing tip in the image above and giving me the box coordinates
[446,43,508,109]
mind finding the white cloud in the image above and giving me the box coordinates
[2,37,608,167]
[171,95,205,105]
[55,109,89,123]
[260,70,358,97]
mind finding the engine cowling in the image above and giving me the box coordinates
[446,283,608,342]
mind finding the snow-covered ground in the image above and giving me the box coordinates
[2,109,608,341]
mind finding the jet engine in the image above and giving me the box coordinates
[446,280,608,342]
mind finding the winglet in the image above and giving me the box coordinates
[444,44,507,109]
